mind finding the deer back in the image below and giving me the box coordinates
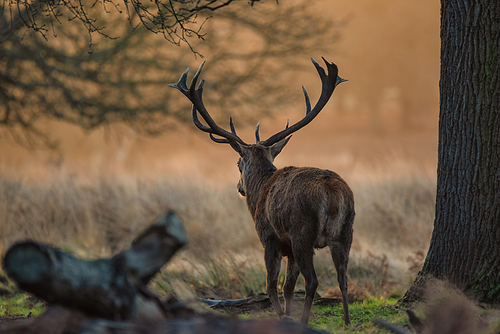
[253,166,354,249]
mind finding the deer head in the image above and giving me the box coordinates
[170,58,347,198]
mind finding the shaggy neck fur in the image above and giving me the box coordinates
[240,148,277,219]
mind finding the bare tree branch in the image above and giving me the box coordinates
[2,0,266,51]
[0,0,342,148]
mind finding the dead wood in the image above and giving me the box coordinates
[372,318,412,334]
[197,294,272,311]
[2,211,187,320]
[197,292,349,312]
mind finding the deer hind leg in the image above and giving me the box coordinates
[264,241,284,318]
[330,242,351,326]
[283,255,300,316]
[293,247,318,324]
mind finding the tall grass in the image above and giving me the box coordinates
[0,174,256,257]
[0,165,436,300]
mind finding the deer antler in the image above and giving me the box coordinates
[170,58,345,147]
[169,62,247,145]
[259,58,347,146]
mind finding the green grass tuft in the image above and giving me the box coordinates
[0,294,46,318]
[310,297,407,333]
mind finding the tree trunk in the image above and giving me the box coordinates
[404,0,500,304]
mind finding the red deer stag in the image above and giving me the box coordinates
[170,58,354,325]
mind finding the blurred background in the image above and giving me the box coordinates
[0,0,440,301]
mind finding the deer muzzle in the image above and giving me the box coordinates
[237,179,246,197]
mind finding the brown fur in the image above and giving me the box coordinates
[236,143,354,325]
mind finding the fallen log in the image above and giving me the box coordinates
[2,211,187,321]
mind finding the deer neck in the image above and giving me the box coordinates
[243,162,276,219]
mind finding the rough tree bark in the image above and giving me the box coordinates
[404,0,500,304]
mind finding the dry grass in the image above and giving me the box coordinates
[0,159,436,301]
[0,174,255,258]
[351,175,435,275]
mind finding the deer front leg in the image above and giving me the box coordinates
[284,255,299,317]
[264,242,284,319]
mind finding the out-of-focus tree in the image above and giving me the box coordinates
[0,0,341,147]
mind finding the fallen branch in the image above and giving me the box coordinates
[2,211,187,320]
[197,292,349,312]
[373,310,424,334]
[372,318,412,334]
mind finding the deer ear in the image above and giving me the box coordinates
[228,139,247,157]
[270,136,291,159]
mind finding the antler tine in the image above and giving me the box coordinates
[260,58,346,147]
[302,86,312,115]
[192,105,213,133]
[229,116,238,136]
[208,116,239,144]
[255,121,261,143]
[192,105,233,144]
[210,133,230,143]
[170,62,247,146]
[169,67,190,96]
